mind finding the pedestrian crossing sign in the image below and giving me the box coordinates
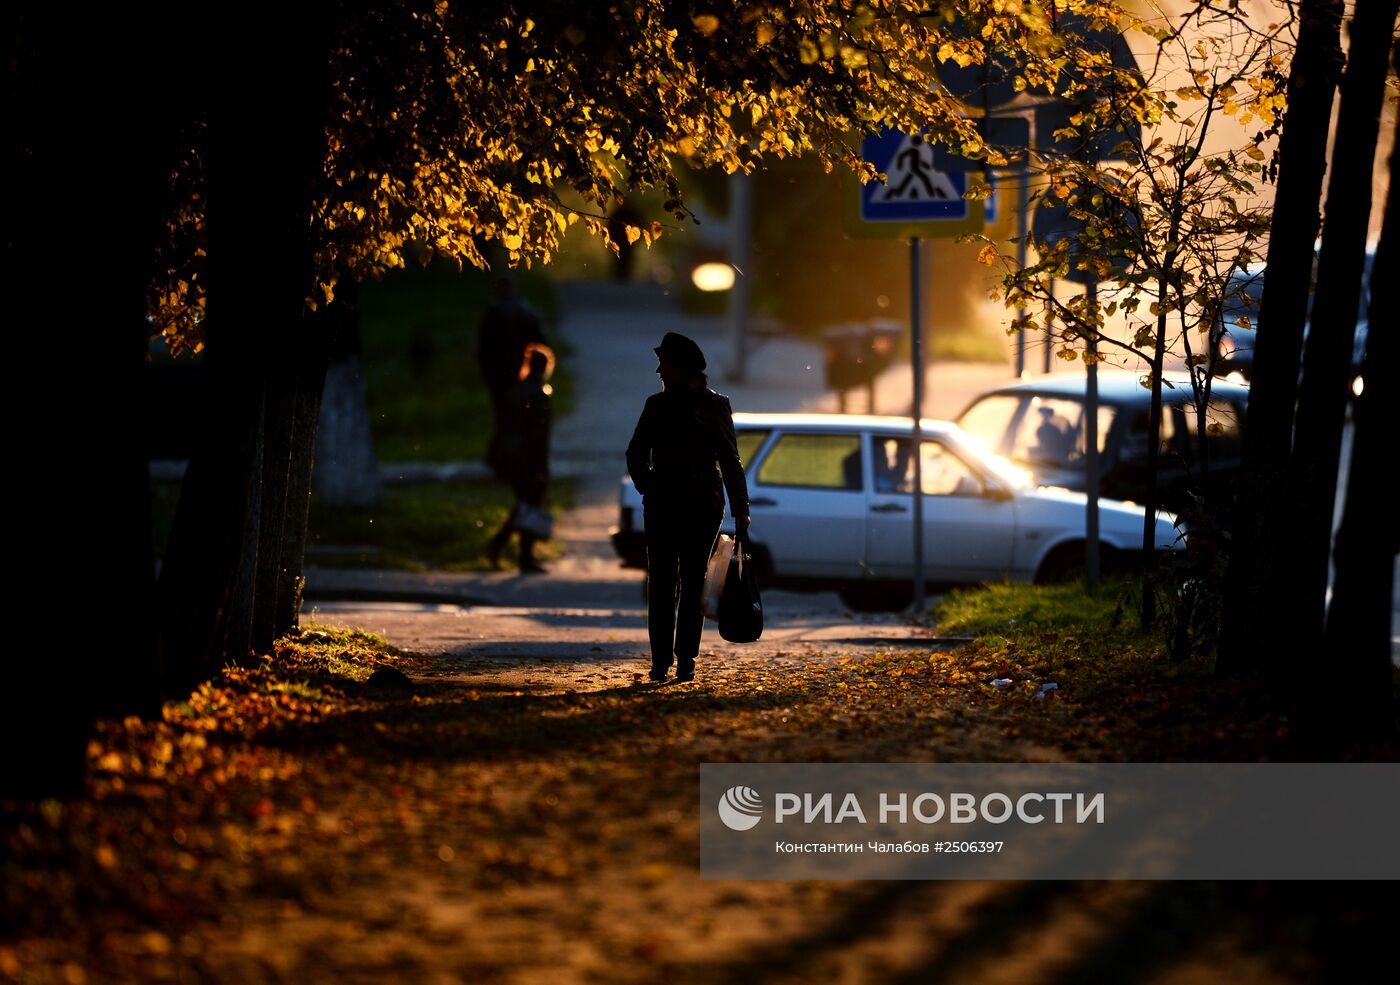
[846,129,986,239]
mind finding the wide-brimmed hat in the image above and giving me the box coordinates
[654,332,706,373]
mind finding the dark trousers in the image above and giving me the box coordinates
[645,507,722,673]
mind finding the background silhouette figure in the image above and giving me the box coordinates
[487,344,554,574]
[477,277,545,477]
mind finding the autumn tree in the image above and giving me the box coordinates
[966,2,1285,644]
[13,0,1091,795]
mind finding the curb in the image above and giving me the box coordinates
[301,586,493,608]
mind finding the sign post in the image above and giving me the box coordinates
[846,130,985,612]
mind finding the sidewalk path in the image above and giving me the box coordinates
[305,279,999,678]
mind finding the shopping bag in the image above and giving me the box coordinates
[718,537,763,643]
[702,533,735,621]
[514,502,553,539]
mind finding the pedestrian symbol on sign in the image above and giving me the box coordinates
[871,134,962,204]
[845,128,984,238]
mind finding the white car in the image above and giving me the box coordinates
[611,413,1181,610]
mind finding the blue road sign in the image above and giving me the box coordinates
[845,129,986,239]
[860,130,970,223]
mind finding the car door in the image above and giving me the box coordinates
[748,429,868,579]
[865,434,1017,582]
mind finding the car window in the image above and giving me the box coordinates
[1221,270,1264,330]
[957,395,1021,455]
[1179,400,1245,462]
[1006,396,1113,469]
[872,438,982,496]
[757,433,863,490]
[1119,407,1176,466]
[736,429,769,470]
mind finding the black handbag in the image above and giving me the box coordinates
[718,536,764,643]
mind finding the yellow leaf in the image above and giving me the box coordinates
[693,15,719,36]
[756,21,775,46]
[976,244,998,266]
[624,225,642,245]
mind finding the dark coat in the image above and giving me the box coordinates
[626,386,749,517]
[477,297,545,398]
[498,377,551,499]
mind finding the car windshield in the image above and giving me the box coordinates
[1005,396,1115,471]
[946,429,1032,490]
[956,395,1020,455]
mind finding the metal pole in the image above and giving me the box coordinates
[726,171,753,383]
[1085,278,1101,586]
[911,237,926,612]
[1015,164,1029,377]
[1044,276,1055,373]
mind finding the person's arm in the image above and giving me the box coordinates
[625,398,655,495]
[715,395,750,535]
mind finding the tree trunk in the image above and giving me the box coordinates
[1323,102,1398,726]
[5,10,174,796]
[314,301,385,508]
[252,297,337,655]
[158,7,329,688]
[1218,0,1344,675]
[1279,0,1397,654]
[1139,232,1178,629]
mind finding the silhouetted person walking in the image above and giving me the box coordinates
[626,333,749,683]
[477,277,545,477]
[487,343,554,574]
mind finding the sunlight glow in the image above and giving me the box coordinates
[691,262,736,292]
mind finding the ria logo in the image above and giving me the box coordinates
[718,786,764,831]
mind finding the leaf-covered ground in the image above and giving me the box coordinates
[4,589,1398,985]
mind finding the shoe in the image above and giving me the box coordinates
[519,560,548,575]
[675,663,695,683]
[647,670,668,682]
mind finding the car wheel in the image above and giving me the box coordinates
[1035,543,1119,584]
[839,584,915,613]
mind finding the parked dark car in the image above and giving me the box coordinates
[955,371,1250,516]
[1214,251,1373,387]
